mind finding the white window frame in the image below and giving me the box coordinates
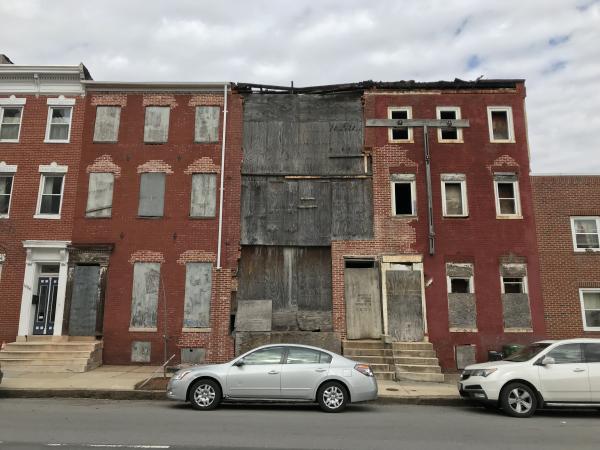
[0,172,15,219]
[500,275,528,294]
[391,179,416,216]
[0,105,24,143]
[35,164,68,219]
[487,106,515,143]
[441,176,468,217]
[388,106,413,143]
[44,106,74,143]
[570,216,600,252]
[579,288,600,331]
[447,275,475,294]
[436,106,463,143]
[494,179,521,218]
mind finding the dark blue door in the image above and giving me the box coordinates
[33,277,58,335]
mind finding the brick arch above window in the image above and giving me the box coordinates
[87,155,121,178]
[184,157,220,175]
[128,250,165,265]
[177,250,216,265]
[137,160,173,174]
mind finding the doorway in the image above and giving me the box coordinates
[344,259,382,339]
[33,265,60,335]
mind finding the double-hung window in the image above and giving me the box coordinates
[35,163,67,219]
[441,174,468,217]
[494,173,521,218]
[388,107,413,142]
[571,217,600,251]
[487,106,515,143]
[45,104,73,143]
[0,106,23,142]
[0,171,15,218]
[579,289,600,330]
[436,107,462,142]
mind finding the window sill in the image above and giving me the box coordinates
[0,139,19,143]
[189,216,216,220]
[0,215,9,219]
[194,141,219,144]
[34,214,61,220]
[443,215,469,219]
[44,140,71,144]
[490,139,516,144]
[573,249,600,253]
[182,327,212,333]
[137,216,164,219]
[438,140,464,144]
[504,328,533,333]
[144,141,168,145]
[449,328,478,333]
[128,327,157,332]
[388,139,414,144]
[85,215,112,219]
[583,327,600,332]
[93,140,118,144]
[391,214,417,219]
[496,215,523,220]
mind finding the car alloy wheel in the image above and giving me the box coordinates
[318,381,347,413]
[500,382,537,418]
[189,379,221,411]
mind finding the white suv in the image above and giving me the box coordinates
[459,338,600,417]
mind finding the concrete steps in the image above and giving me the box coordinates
[393,341,444,382]
[342,340,395,381]
[0,337,103,373]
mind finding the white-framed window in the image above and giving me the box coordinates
[579,289,600,331]
[35,174,65,219]
[441,174,468,217]
[93,106,121,143]
[494,174,521,217]
[501,276,527,294]
[391,175,416,216]
[0,106,23,142]
[0,174,14,218]
[86,173,115,218]
[45,106,73,143]
[571,217,600,252]
[144,106,170,143]
[447,274,474,294]
[487,106,515,143]
[436,107,463,143]
[388,107,413,143]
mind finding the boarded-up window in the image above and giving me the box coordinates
[93,106,121,142]
[183,262,212,328]
[500,263,531,329]
[144,106,170,143]
[86,173,114,218]
[130,262,160,329]
[190,173,216,217]
[195,106,220,143]
[447,263,476,330]
[138,172,165,217]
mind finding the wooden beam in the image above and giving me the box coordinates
[366,118,470,128]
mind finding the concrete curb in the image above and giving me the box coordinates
[0,388,465,405]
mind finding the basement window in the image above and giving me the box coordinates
[571,217,600,251]
[0,106,23,142]
[388,107,413,142]
[487,107,514,143]
[392,179,416,216]
[436,107,462,142]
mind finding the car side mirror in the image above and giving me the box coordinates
[540,356,555,366]
[233,358,245,367]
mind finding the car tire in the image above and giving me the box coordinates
[189,379,222,411]
[500,382,537,418]
[317,381,348,413]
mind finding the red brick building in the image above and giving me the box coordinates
[532,176,600,339]
[68,82,242,364]
[0,60,91,347]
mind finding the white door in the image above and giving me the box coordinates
[583,343,600,402]
[538,343,591,402]
[226,346,285,398]
[280,347,332,399]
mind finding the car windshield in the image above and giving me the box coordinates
[503,343,551,362]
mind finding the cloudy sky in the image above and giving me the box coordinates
[2,0,599,173]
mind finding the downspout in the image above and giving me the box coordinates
[216,84,229,269]
[423,125,435,255]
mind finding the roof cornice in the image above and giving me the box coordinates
[83,81,230,93]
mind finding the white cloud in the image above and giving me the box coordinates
[1,0,599,172]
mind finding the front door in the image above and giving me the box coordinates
[344,264,382,339]
[33,276,59,335]
[226,346,285,398]
[538,343,591,402]
[386,269,424,341]
[68,265,101,336]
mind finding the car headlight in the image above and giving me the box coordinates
[470,368,497,377]
[172,370,192,381]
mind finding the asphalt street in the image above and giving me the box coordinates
[0,398,598,450]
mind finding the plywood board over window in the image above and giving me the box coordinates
[190,173,216,217]
[500,263,531,330]
[183,262,212,328]
[130,262,160,330]
[195,106,220,143]
[93,106,121,142]
[144,106,170,143]
[138,172,165,217]
[86,173,114,218]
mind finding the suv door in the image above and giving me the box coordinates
[537,343,591,402]
[226,346,285,398]
[583,343,600,402]
[280,347,332,399]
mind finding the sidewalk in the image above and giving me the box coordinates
[0,365,462,404]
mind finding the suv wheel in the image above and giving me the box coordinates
[189,379,221,411]
[500,382,537,418]
[318,381,348,413]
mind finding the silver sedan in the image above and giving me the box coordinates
[167,344,378,412]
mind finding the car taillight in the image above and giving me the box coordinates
[354,364,374,377]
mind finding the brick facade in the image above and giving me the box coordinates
[532,176,600,339]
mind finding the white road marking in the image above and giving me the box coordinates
[47,445,169,449]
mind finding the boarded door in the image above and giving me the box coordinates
[344,267,382,339]
[69,265,101,336]
[386,270,424,341]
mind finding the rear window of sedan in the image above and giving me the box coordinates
[286,347,332,364]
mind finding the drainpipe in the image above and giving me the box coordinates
[423,125,435,255]
[216,84,229,269]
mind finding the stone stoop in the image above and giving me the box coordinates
[393,342,444,382]
[342,340,395,381]
[0,337,103,373]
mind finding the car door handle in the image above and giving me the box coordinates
[268,370,279,375]
[573,368,586,373]
[315,368,327,372]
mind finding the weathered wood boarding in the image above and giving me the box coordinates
[344,267,382,339]
[68,265,101,336]
[386,270,424,341]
